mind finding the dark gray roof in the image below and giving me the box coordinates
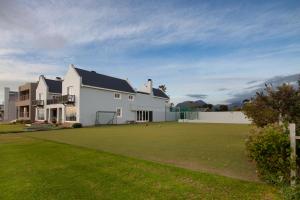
[45,79,62,93]
[75,67,135,93]
[153,88,169,99]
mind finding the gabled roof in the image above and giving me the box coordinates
[153,88,169,99]
[45,79,62,93]
[74,67,135,93]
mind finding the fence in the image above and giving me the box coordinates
[289,123,300,186]
[178,111,251,124]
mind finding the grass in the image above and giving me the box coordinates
[0,123,25,133]
[26,122,256,181]
[0,134,281,200]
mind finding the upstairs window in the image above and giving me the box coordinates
[114,93,121,99]
[128,95,134,101]
[67,86,74,95]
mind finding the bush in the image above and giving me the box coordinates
[24,120,31,124]
[72,123,82,128]
[246,124,291,184]
[281,185,300,200]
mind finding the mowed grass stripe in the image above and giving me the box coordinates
[26,122,256,181]
[0,134,280,200]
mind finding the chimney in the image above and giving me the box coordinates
[147,79,153,94]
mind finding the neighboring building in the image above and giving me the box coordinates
[33,75,63,123]
[34,64,174,126]
[15,82,37,122]
[0,104,4,121]
[3,87,18,122]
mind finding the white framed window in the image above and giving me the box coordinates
[116,107,122,118]
[67,86,74,95]
[114,93,121,99]
[128,95,134,101]
[65,106,77,121]
[37,109,45,120]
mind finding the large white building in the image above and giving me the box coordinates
[34,65,175,126]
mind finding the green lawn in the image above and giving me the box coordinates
[0,124,25,133]
[0,134,280,200]
[26,122,256,181]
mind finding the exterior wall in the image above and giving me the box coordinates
[62,66,81,123]
[178,111,251,124]
[3,87,17,121]
[35,76,48,121]
[80,87,135,126]
[133,93,168,122]
[79,88,169,126]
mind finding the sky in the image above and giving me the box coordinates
[0,0,300,104]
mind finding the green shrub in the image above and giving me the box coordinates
[16,120,24,124]
[246,124,291,184]
[24,120,31,124]
[72,123,82,128]
[281,185,300,200]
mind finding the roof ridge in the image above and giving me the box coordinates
[75,67,127,82]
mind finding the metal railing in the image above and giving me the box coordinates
[19,112,29,118]
[32,100,44,106]
[47,95,75,105]
[19,94,29,101]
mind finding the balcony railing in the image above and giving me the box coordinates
[19,94,29,101]
[32,100,44,107]
[47,95,75,105]
[19,112,29,118]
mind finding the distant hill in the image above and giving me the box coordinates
[176,99,243,111]
[176,100,207,111]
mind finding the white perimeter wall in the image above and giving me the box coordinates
[179,111,251,124]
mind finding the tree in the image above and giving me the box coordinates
[219,105,229,111]
[243,82,300,128]
[158,85,167,92]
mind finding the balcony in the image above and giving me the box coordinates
[19,112,29,118]
[32,100,44,107]
[47,95,75,105]
[19,94,29,101]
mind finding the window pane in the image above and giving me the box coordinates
[37,109,44,120]
[66,106,76,121]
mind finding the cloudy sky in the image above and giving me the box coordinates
[0,0,300,104]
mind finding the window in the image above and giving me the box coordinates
[65,106,76,121]
[38,93,42,100]
[116,108,122,118]
[136,110,152,122]
[128,95,134,101]
[37,109,45,120]
[114,93,121,99]
[67,86,74,95]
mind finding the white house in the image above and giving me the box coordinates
[34,64,174,126]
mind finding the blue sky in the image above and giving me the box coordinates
[0,0,300,104]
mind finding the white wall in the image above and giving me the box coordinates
[62,66,81,123]
[179,111,251,124]
[79,88,170,126]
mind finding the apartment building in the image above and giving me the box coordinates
[15,82,37,122]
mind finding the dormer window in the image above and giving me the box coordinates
[114,93,121,99]
[128,95,134,101]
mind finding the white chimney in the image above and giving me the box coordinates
[138,79,153,94]
[147,79,153,93]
